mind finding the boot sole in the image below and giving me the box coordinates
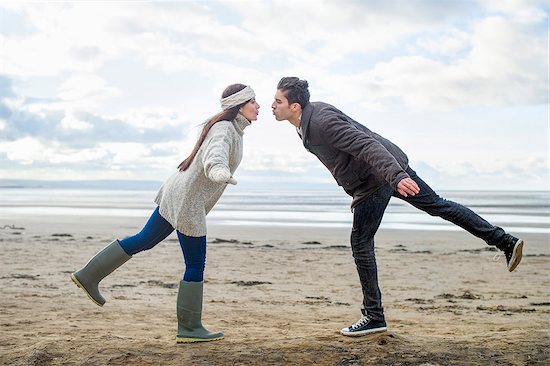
[70,273,104,307]
[176,336,224,343]
[508,239,524,272]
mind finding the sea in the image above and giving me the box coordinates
[0,188,548,234]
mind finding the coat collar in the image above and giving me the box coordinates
[299,103,314,148]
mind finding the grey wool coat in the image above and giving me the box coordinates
[299,102,409,207]
[155,113,250,236]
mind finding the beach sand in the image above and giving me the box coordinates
[1,214,549,365]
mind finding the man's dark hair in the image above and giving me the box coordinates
[277,77,310,109]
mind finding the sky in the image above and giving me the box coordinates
[0,0,548,191]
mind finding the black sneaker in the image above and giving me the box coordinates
[340,316,387,336]
[504,239,524,272]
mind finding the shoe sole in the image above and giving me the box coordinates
[508,239,524,272]
[176,336,224,343]
[70,273,104,307]
[340,326,387,336]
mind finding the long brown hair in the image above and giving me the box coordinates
[177,84,248,171]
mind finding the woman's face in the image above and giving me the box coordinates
[239,98,260,121]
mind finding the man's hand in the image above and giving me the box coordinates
[396,178,420,197]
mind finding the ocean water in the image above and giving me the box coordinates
[0,188,548,236]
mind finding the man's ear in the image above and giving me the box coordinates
[290,103,301,113]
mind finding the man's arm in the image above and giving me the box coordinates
[322,115,418,195]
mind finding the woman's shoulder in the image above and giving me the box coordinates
[204,120,235,140]
[212,120,233,129]
[212,119,241,134]
[205,120,229,132]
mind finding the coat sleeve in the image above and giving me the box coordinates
[202,123,233,183]
[321,114,409,189]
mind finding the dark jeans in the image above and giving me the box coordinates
[351,167,511,321]
[119,206,207,282]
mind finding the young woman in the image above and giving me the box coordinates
[71,83,259,343]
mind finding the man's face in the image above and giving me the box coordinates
[272,89,295,121]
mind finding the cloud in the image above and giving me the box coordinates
[60,112,93,131]
[415,28,471,57]
[479,0,549,23]
[1,84,189,145]
[57,74,121,108]
[2,2,545,111]
[0,1,547,189]
[330,15,547,111]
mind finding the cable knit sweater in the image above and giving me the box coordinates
[154,113,250,237]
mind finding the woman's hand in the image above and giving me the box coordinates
[210,168,237,185]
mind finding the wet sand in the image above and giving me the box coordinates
[1,215,549,365]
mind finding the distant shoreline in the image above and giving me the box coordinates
[1,179,549,192]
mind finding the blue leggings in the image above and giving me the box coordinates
[119,207,206,282]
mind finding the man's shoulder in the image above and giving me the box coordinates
[311,101,335,109]
[309,102,348,124]
[311,101,344,115]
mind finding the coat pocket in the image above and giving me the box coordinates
[335,170,361,190]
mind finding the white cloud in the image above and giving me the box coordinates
[112,107,183,130]
[100,142,151,165]
[336,15,547,111]
[241,149,312,173]
[60,112,93,131]
[58,74,120,104]
[1,137,45,164]
[415,28,471,56]
[0,3,126,77]
[480,0,548,23]
[0,137,108,164]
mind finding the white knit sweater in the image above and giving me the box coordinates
[154,113,250,236]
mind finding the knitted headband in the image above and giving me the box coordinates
[220,85,255,110]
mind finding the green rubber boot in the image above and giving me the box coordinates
[176,280,224,343]
[70,240,131,306]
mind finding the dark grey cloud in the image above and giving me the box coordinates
[0,75,190,148]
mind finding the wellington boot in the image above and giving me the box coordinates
[176,280,224,343]
[71,240,131,306]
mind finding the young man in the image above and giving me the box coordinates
[271,76,524,336]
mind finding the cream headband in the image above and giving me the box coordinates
[220,85,255,110]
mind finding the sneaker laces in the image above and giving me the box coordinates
[349,316,370,330]
[494,241,515,263]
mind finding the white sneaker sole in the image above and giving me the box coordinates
[340,326,387,336]
[508,239,524,272]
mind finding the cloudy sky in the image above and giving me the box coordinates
[0,0,548,191]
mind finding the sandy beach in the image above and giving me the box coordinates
[1,214,549,365]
